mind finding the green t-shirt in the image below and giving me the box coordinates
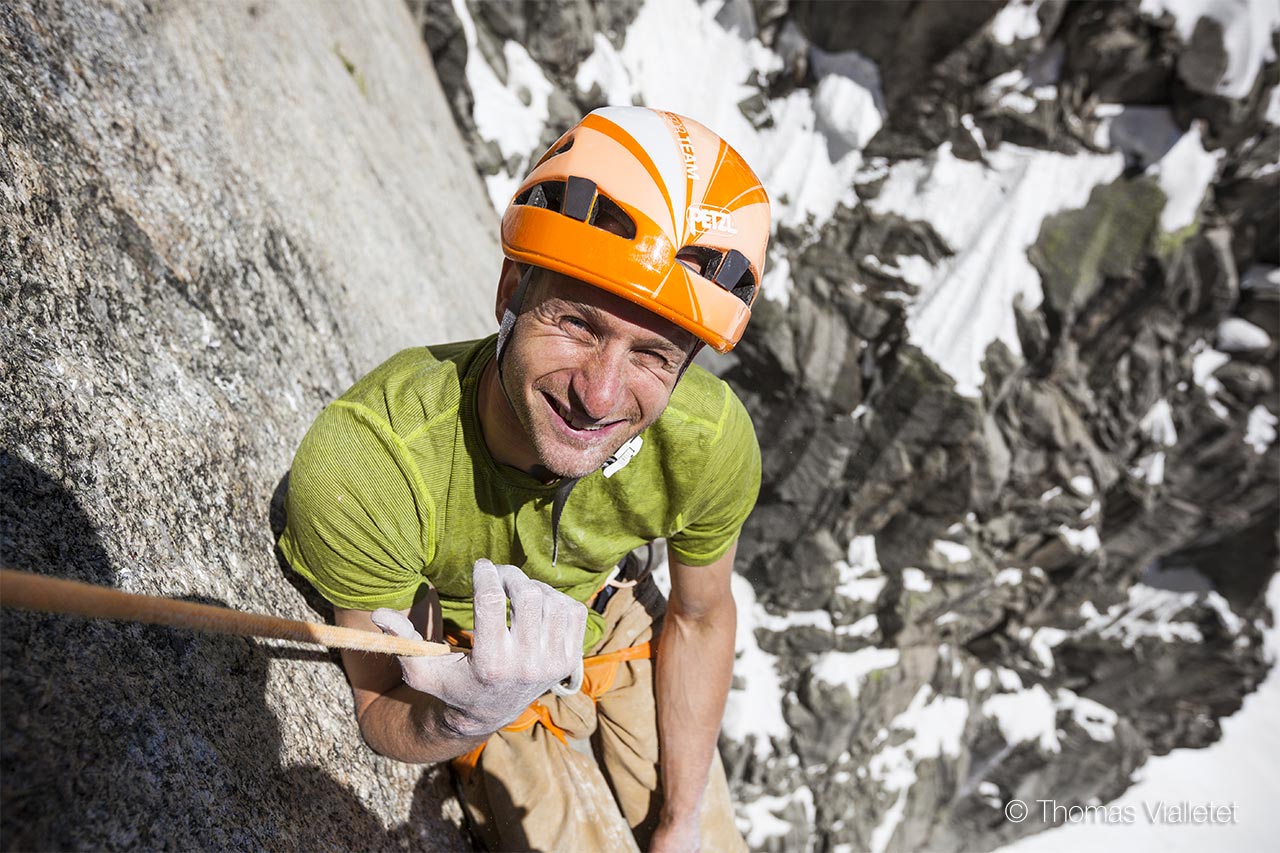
[279,335,761,651]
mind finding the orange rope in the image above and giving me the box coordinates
[0,568,454,658]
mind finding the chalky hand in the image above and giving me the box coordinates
[372,558,587,738]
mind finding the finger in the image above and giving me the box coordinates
[492,560,536,593]
[371,609,423,641]
[470,558,509,641]
[372,609,459,695]
[550,658,583,696]
[549,598,585,697]
[563,599,585,663]
[505,570,548,651]
[399,651,468,697]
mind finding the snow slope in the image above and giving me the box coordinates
[867,144,1124,396]
[1140,0,1280,99]
[998,574,1280,852]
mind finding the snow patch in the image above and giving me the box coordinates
[737,786,814,849]
[1019,626,1069,673]
[844,614,881,638]
[997,667,1025,692]
[1081,499,1101,522]
[869,686,970,853]
[753,607,834,633]
[1140,0,1280,100]
[724,573,790,759]
[868,142,1124,396]
[1057,524,1101,555]
[983,684,1061,752]
[1245,405,1278,454]
[902,568,933,593]
[453,0,554,209]
[760,253,792,306]
[1057,689,1119,743]
[991,0,1046,45]
[1069,476,1096,496]
[836,535,886,602]
[1148,122,1223,233]
[863,253,937,289]
[1131,451,1167,486]
[1083,583,1212,647]
[574,33,633,106]
[932,539,973,564]
[1190,341,1232,418]
[995,568,1024,587]
[1217,317,1272,352]
[813,72,884,152]
[1140,399,1179,447]
[1192,342,1231,388]
[1206,591,1246,635]
[811,647,900,698]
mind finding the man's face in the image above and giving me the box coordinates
[497,267,696,479]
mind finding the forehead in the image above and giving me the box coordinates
[528,269,697,349]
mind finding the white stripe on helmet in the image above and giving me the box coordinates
[592,106,690,239]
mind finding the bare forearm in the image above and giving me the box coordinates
[356,683,489,764]
[655,595,736,825]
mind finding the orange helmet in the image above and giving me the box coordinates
[500,106,771,353]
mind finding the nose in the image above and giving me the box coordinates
[568,345,627,422]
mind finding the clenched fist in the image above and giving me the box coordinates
[372,558,588,738]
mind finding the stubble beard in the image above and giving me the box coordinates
[500,366,641,480]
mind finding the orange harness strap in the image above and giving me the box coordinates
[452,640,653,781]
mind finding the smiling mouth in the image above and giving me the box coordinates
[542,392,623,436]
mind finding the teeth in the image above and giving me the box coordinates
[549,395,606,431]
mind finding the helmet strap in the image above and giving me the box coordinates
[494,264,536,414]
[675,341,705,386]
[496,264,535,369]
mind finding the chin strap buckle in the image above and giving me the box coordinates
[602,435,644,478]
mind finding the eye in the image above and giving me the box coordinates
[635,349,676,372]
[560,315,593,336]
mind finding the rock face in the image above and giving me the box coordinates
[1,0,496,849]
[425,0,1277,850]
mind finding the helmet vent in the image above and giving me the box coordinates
[514,180,636,239]
[677,246,756,306]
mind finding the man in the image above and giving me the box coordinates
[280,106,770,851]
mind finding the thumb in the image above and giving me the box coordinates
[370,608,461,696]
[370,608,423,642]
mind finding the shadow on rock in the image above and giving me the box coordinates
[269,469,336,623]
[1,453,462,850]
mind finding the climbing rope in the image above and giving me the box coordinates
[0,568,453,657]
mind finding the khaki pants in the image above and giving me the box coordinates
[454,576,747,852]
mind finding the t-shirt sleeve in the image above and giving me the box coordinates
[278,400,432,611]
[667,389,762,567]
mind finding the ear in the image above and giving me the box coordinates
[495,259,523,325]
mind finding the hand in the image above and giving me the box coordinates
[649,814,700,852]
[371,558,588,738]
